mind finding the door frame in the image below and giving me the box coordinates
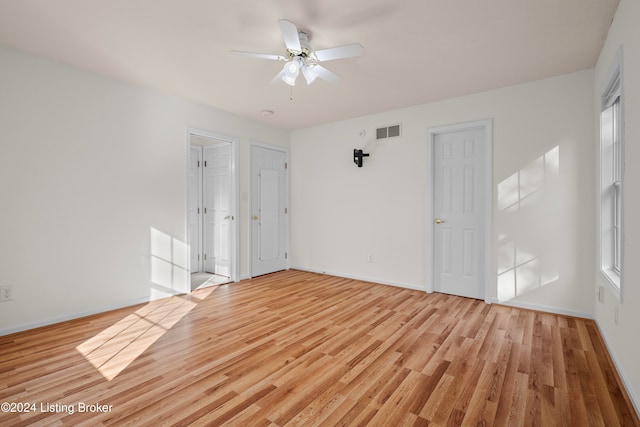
[425,119,493,303]
[186,128,239,285]
[249,141,289,278]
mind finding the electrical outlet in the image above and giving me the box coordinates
[0,286,13,302]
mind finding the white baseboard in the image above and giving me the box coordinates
[594,319,640,418]
[0,296,152,337]
[491,297,593,319]
[290,266,426,292]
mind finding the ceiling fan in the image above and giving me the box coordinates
[230,19,364,86]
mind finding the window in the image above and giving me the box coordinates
[599,49,623,298]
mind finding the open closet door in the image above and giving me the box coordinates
[203,143,232,277]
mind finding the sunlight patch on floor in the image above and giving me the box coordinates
[76,296,196,381]
[190,285,218,301]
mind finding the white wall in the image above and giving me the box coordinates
[594,0,640,412]
[0,45,288,334]
[290,69,595,317]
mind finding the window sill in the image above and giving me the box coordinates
[600,268,622,303]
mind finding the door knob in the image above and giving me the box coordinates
[435,218,445,224]
[252,215,259,220]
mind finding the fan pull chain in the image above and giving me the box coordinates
[290,85,294,101]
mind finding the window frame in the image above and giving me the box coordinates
[598,47,624,301]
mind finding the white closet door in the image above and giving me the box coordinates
[251,145,287,277]
[433,128,486,300]
[203,143,231,276]
[188,146,202,273]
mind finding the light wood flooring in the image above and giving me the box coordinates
[1,270,638,426]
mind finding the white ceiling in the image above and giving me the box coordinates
[0,0,619,130]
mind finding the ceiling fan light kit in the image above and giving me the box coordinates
[301,64,319,85]
[231,19,363,87]
[282,59,300,86]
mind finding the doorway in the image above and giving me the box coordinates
[188,130,238,290]
[426,120,492,302]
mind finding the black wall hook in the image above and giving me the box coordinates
[353,149,370,167]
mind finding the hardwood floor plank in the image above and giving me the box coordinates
[460,361,500,425]
[0,270,637,426]
[417,372,455,423]
[366,370,428,426]
[492,341,521,426]
[337,343,404,400]
[329,398,378,427]
[509,371,532,426]
[283,381,346,427]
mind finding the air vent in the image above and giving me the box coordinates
[376,124,402,140]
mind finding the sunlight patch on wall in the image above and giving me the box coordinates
[497,146,561,301]
[151,227,189,298]
[76,296,196,381]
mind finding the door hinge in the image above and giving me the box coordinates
[197,160,200,167]
[204,161,207,167]
[204,207,207,214]
[285,252,288,259]
[285,162,288,169]
[204,254,207,260]
[198,254,200,261]
[197,207,200,214]
[285,207,288,214]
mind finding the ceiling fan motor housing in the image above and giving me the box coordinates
[287,31,313,60]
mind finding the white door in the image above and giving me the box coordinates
[251,145,287,277]
[203,143,232,277]
[433,128,486,299]
[188,146,202,273]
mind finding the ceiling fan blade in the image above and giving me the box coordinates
[278,19,302,52]
[230,50,286,61]
[314,43,364,62]
[270,69,285,85]
[314,65,341,83]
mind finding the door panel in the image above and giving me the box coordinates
[203,143,231,276]
[463,229,476,277]
[259,169,280,261]
[188,147,202,273]
[434,128,485,299]
[251,145,287,277]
